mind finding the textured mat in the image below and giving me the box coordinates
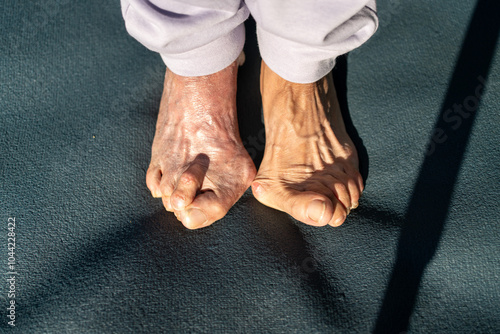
[1,0,499,333]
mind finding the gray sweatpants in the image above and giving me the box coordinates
[121,0,378,83]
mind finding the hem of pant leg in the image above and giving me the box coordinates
[160,24,246,77]
[256,5,378,84]
[257,26,338,84]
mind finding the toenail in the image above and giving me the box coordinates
[306,200,326,223]
[186,208,207,228]
[352,202,359,209]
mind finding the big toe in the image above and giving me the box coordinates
[178,190,231,229]
[182,208,208,229]
[252,181,346,227]
[306,199,327,223]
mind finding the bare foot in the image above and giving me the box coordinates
[146,60,256,229]
[252,61,363,227]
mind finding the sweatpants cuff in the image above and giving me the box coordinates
[161,24,246,77]
[257,7,378,84]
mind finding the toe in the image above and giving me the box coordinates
[306,199,327,224]
[146,167,162,198]
[159,173,175,198]
[327,199,348,227]
[356,172,364,193]
[181,190,231,229]
[346,177,361,210]
[159,175,175,212]
[162,196,173,212]
[345,167,364,208]
[323,173,361,212]
[182,208,209,229]
[170,163,205,211]
[252,181,334,226]
[327,178,351,213]
[293,193,335,226]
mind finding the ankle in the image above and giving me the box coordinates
[172,60,239,84]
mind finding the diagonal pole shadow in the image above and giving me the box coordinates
[373,0,500,332]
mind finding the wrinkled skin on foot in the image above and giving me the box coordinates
[146,62,256,229]
[252,61,364,227]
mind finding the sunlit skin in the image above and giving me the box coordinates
[146,60,256,229]
[252,61,363,227]
[146,58,362,228]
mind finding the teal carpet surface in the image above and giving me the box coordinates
[1,0,499,332]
